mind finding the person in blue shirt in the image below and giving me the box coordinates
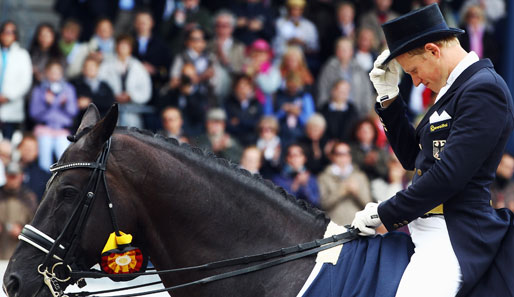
[271,72,314,147]
[272,143,320,208]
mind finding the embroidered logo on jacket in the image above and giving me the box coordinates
[433,140,446,160]
[430,122,449,132]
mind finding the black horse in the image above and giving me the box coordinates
[3,104,332,297]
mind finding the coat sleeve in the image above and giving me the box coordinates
[98,62,120,95]
[375,96,419,170]
[298,93,315,126]
[62,84,78,118]
[3,50,32,100]
[255,66,281,95]
[316,63,333,108]
[127,60,152,104]
[378,80,513,230]
[29,86,49,122]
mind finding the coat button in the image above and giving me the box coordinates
[417,169,422,176]
[393,224,399,229]
[403,220,409,225]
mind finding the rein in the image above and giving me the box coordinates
[71,231,357,297]
[19,137,359,297]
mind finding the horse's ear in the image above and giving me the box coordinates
[84,104,118,148]
[76,104,101,135]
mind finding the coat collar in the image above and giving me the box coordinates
[415,59,494,133]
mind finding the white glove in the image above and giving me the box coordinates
[351,202,382,236]
[369,50,401,105]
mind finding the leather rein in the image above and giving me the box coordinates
[18,138,358,297]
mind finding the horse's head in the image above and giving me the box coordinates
[2,104,131,297]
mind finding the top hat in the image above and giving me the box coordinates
[381,4,464,65]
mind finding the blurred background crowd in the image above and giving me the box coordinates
[1,0,514,260]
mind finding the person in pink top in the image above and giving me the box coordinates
[243,39,280,105]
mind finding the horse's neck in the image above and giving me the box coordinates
[125,144,327,267]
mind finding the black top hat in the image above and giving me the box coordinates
[381,4,464,65]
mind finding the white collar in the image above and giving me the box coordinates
[187,49,200,60]
[329,102,348,111]
[435,51,479,102]
[329,163,353,178]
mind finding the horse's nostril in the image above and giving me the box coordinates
[5,273,21,297]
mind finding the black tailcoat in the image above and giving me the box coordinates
[376,59,514,296]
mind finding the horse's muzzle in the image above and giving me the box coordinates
[3,272,21,297]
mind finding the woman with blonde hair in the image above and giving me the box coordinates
[279,46,313,90]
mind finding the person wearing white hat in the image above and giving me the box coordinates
[272,0,319,61]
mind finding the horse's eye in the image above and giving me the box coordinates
[62,188,79,200]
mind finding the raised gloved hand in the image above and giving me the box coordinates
[351,202,382,236]
[369,50,401,106]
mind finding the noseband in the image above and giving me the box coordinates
[18,138,128,296]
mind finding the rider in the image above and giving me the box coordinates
[351,4,514,297]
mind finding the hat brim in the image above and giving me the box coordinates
[382,28,464,65]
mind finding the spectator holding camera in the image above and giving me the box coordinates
[159,62,210,136]
[272,143,320,207]
[169,26,215,104]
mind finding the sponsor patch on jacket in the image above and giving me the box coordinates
[433,140,446,160]
[430,121,450,133]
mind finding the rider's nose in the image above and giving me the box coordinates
[4,273,21,297]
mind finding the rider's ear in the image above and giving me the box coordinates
[85,104,119,148]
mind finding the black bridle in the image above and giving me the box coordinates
[19,138,359,297]
[20,138,117,297]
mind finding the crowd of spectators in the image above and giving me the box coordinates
[0,0,512,259]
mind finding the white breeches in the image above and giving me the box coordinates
[395,216,462,297]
